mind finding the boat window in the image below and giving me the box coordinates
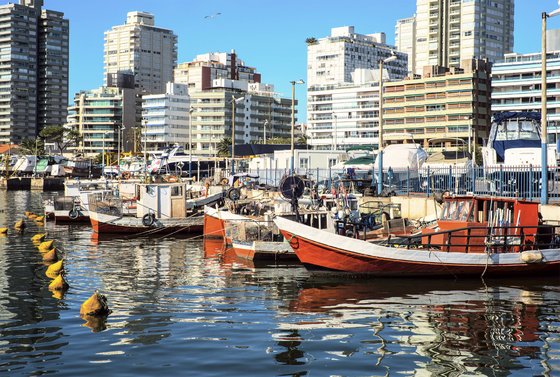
[458,201,472,221]
[171,186,182,197]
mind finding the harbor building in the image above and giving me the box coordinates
[0,0,69,144]
[492,50,560,144]
[174,52,294,157]
[397,0,514,75]
[142,83,190,152]
[104,11,177,94]
[66,86,136,157]
[382,59,492,152]
[306,26,407,151]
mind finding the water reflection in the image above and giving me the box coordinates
[281,278,559,376]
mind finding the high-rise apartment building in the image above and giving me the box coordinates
[382,59,492,152]
[395,17,416,75]
[174,52,293,157]
[142,83,190,152]
[66,86,136,156]
[104,11,177,94]
[0,0,69,144]
[397,0,514,75]
[306,26,408,150]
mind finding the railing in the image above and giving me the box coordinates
[242,165,560,202]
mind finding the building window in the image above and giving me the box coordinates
[300,157,309,169]
[328,158,337,168]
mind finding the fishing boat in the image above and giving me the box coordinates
[88,181,223,235]
[274,195,560,277]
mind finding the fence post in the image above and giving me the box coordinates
[427,166,431,197]
[328,167,332,191]
[529,165,534,200]
[499,165,504,197]
[407,167,410,196]
[471,165,476,194]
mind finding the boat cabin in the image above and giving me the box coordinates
[137,182,188,219]
[422,196,540,252]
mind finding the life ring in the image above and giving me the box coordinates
[226,187,241,201]
[68,208,80,219]
[142,213,155,227]
[122,171,131,180]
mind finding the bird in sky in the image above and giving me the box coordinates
[204,12,221,19]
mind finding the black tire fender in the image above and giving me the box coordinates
[68,208,79,220]
[142,213,155,227]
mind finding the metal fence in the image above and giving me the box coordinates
[242,165,560,203]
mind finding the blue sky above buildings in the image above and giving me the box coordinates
[12,0,560,119]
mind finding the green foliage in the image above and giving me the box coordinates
[19,138,44,155]
[217,137,232,157]
[305,37,318,45]
[39,125,81,153]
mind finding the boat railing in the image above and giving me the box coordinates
[224,218,281,243]
[88,192,124,218]
[377,224,560,253]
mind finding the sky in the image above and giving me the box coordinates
[9,0,560,120]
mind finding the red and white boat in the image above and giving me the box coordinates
[203,205,247,239]
[274,196,560,277]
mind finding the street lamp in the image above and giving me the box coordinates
[377,52,398,195]
[102,131,110,178]
[263,119,268,144]
[229,95,245,174]
[332,113,338,151]
[143,118,148,182]
[117,122,125,177]
[541,4,560,204]
[290,79,305,174]
[189,107,194,178]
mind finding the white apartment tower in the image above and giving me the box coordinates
[397,0,514,75]
[142,83,190,152]
[395,17,416,75]
[104,11,177,94]
[306,26,408,150]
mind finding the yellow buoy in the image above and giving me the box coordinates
[35,216,45,222]
[48,274,69,291]
[45,259,63,278]
[38,239,54,251]
[42,248,58,262]
[24,211,33,217]
[0,228,7,234]
[14,220,25,230]
[80,291,110,317]
[28,214,37,220]
[31,233,46,242]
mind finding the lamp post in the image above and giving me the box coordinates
[230,95,245,175]
[102,131,110,178]
[377,53,398,195]
[33,136,39,178]
[189,107,195,178]
[263,119,268,144]
[117,122,125,177]
[143,119,148,182]
[290,79,305,174]
[541,5,560,204]
[332,113,338,151]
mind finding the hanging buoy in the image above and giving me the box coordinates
[14,220,25,230]
[46,259,63,278]
[80,291,110,317]
[35,215,45,222]
[42,248,58,262]
[0,228,7,234]
[38,239,54,251]
[31,233,46,242]
[28,214,38,220]
[48,274,69,291]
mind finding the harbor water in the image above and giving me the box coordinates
[0,191,559,376]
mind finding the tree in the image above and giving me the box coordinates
[305,37,318,45]
[39,125,81,154]
[19,138,44,155]
[217,137,232,157]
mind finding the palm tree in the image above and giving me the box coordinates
[19,138,44,155]
[217,137,232,157]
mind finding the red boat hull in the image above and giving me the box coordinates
[203,212,225,239]
[279,230,560,278]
